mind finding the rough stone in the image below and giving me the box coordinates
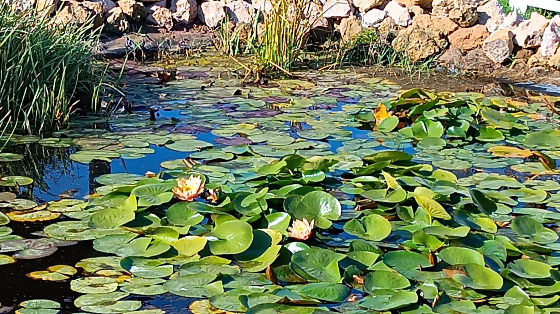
[361,9,387,28]
[482,29,513,63]
[412,14,458,36]
[105,7,130,33]
[395,0,432,8]
[338,16,363,43]
[225,0,253,24]
[432,0,478,28]
[448,24,489,52]
[305,2,329,28]
[392,25,448,62]
[117,0,147,21]
[82,1,104,15]
[477,0,504,32]
[498,11,524,31]
[147,6,173,30]
[7,0,35,11]
[171,0,198,24]
[36,0,60,14]
[253,0,272,13]
[462,47,496,72]
[437,45,464,72]
[52,1,103,27]
[377,16,401,41]
[322,0,354,19]
[541,16,560,56]
[529,48,560,69]
[352,0,384,13]
[383,1,411,27]
[198,1,226,28]
[512,12,549,48]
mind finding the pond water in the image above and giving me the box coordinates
[1,55,560,314]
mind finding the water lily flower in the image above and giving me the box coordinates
[206,189,218,203]
[288,218,314,240]
[172,175,205,201]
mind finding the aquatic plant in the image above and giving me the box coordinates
[2,65,560,313]
[0,4,108,136]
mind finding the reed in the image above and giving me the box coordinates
[0,4,107,136]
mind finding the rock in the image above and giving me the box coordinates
[383,1,411,27]
[337,16,363,42]
[392,24,448,61]
[377,16,401,41]
[361,9,386,28]
[36,0,60,14]
[82,1,104,15]
[512,12,549,48]
[253,0,272,13]
[448,24,489,52]
[171,0,198,24]
[409,5,425,17]
[322,0,354,19]
[147,6,173,30]
[529,48,560,69]
[482,29,513,63]
[352,0,384,13]
[6,0,35,11]
[498,11,524,30]
[412,14,457,36]
[462,47,496,72]
[432,0,478,28]
[117,0,146,21]
[477,0,504,32]
[91,0,116,13]
[198,1,226,28]
[305,2,329,28]
[541,16,560,56]
[225,0,253,24]
[105,7,130,33]
[52,1,103,27]
[395,0,432,8]
[437,45,464,72]
[515,48,534,61]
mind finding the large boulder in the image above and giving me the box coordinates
[323,0,354,19]
[392,24,448,62]
[477,0,504,32]
[448,24,489,52]
[253,0,272,13]
[147,6,173,30]
[395,0,432,8]
[117,0,146,21]
[498,11,524,30]
[412,13,457,36]
[198,1,226,28]
[529,48,560,69]
[512,12,549,48]
[171,0,197,24]
[36,0,60,14]
[361,9,387,28]
[352,0,384,13]
[482,29,513,63]
[541,16,560,57]
[105,7,130,33]
[82,1,104,15]
[225,0,253,24]
[305,2,329,28]
[377,16,401,41]
[52,1,103,27]
[383,1,411,27]
[432,0,478,28]
[337,16,363,43]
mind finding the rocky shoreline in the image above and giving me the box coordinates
[7,0,560,84]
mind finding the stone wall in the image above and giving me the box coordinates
[7,0,560,72]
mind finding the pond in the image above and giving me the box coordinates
[1,55,560,314]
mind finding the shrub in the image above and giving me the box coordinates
[0,4,108,135]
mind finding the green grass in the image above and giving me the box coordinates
[497,0,557,19]
[0,4,110,137]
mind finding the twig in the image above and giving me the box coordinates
[544,98,560,117]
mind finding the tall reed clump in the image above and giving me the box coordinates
[253,0,313,76]
[0,4,107,136]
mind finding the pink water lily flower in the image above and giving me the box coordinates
[288,218,315,240]
[172,175,205,201]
